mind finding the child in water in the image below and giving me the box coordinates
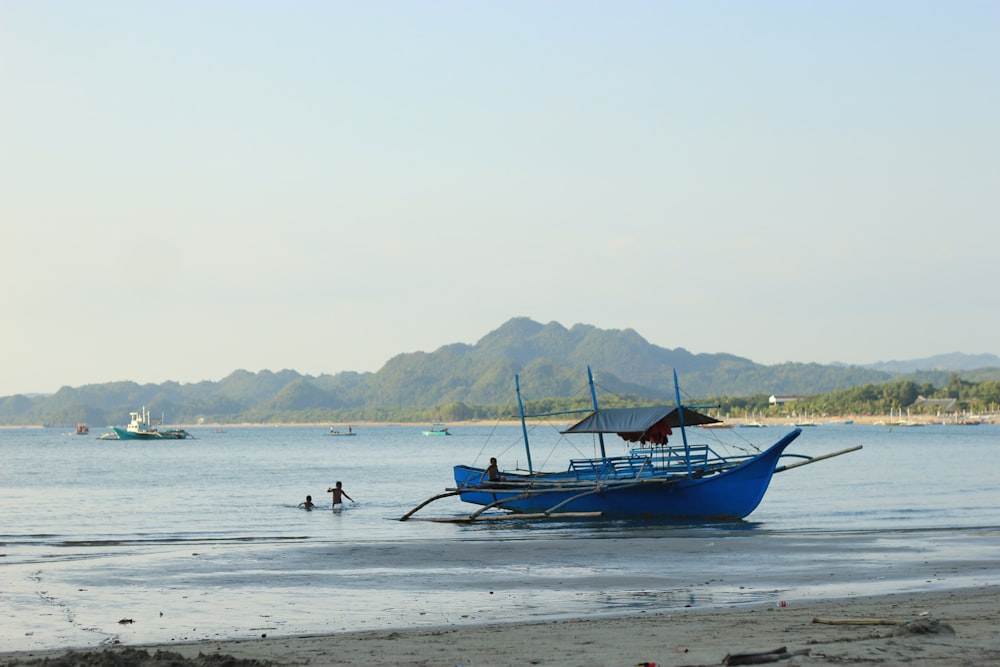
[327,481,354,508]
[298,495,315,510]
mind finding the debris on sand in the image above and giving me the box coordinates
[0,647,276,667]
[892,618,956,638]
[721,646,810,665]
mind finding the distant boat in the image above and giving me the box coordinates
[98,431,119,440]
[876,408,922,427]
[112,407,192,440]
[794,414,818,427]
[945,416,985,426]
[874,407,901,427]
[739,412,767,428]
[422,424,451,436]
[325,425,357,436]
[75,422,89,436]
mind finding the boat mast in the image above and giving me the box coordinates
[673,369,694,478]
[515,375,535,474]
[587,366,607,458]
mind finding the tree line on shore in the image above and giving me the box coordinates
[460,373,1000,424]
[25,373,995,428]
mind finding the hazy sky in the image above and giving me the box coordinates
[2,1,998,397]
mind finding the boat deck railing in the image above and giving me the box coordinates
[568,456,649,479]
[568,445,722,480]
[632,444,757,474]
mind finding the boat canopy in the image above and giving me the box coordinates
[562,406,720,445]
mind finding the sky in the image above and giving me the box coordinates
[2,1,998,397]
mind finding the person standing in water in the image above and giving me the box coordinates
[327,481,354,508]
[482,457,504,484]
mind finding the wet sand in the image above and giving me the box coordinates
[2,586,998,666]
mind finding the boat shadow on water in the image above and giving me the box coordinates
[446,514,771,539]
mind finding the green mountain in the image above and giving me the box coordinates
[1,317,995,427]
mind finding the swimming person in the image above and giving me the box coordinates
[298,495,315,510]
[327,481,354,508]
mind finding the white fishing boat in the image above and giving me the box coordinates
[112,407,192,440]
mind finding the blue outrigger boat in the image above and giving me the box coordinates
[401,368,860,522]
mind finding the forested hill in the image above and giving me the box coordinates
[2,317,996,427]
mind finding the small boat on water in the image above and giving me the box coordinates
[875,408,923,427]
[738,412,767,428]
[794,410,819,427]
[112,407,193,440]
[325,425,357,436]
[75,422,89,435]
[422,424,451,436]
[402,368,861,522]
[945,416,986,426]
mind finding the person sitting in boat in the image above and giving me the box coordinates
[482,457,505,484]
[327,481,354,507]
[298,495,315,510]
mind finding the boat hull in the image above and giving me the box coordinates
[453,433,797,520]
[112,427,191,440]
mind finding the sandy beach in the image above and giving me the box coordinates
[2,586,997,666]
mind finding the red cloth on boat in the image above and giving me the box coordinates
[617,422,672,445]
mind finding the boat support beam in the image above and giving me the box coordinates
[399,483,576,521]
[774,445,862,473]
[399,489,464,521]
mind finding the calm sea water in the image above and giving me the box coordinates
[2,422,998,652]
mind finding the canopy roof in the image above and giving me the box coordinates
[561,406,720,445]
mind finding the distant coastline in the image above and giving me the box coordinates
[5,413,993,430]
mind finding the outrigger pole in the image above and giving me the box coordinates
[775,445,863,472]
[399,489,464,521]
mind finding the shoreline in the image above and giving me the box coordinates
[2,586,997,666]
[4,415,995,430]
